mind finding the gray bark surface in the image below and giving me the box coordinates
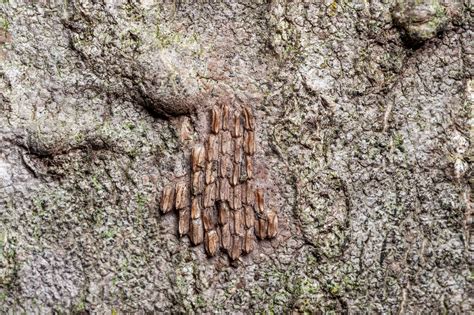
[0,0,472,313]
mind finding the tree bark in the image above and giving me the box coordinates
[0,1,472,313]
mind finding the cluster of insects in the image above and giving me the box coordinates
[160,103,278,260]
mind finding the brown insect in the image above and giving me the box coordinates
[221,104,230,131]
[243,228,255,254]
[244,205,254,228]
[191,197,201,219]
[207,134,219,162]
[160,185,174,213]
[255,188,265,214]
[230,235,242,260]
[211,106,221,134]
[190,218,204,245]
[233,209,244,236]
[203,182,216,208]
[220,131,232,155]
[219,155,232,178]
[231,162,241,186]
[242,106,255,130]
[267,210,278,238]
[205,230,219,256]
[175,182,189,210]
[191,144,206,172]
[231,111,242,138]
[232,184,242,210]
[178,209,190,237]
[243,131,255,156]
[218,201,230,225]
[202,207,215,231]
[243,181,255,206]
[205,161,217,185]
[233,137,243,163]
[221,223,231,251]
[245,156,253,180]
[191,171,205,196]
[255,217,268,240]
[219,177,231,202]
[160,104,278,261]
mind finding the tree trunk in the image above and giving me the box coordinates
[0,1,472,313]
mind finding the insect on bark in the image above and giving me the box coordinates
[175,182,189,210]
[244,205,255,228]
[232,184,242,210]
[191,196,201,219]
[233,208,244,236]
[205,161,217,185]
[160,185,174,213]
[255,217,268,240]
[267,210,278,238]
[231,111,242,138]
[242,106,255,130]
[211,106,221,134]
[255,188,265,214]
[178,208,190,237]
[203,182,216,208]
[161,102,278,260]
[231,162,241,186]
[221,104,230,131]
[221,223,231,251]
[207,134,219,162]
[243,182,255,206]
[220,155,232,178]
[191,144,206,172]
[191,171,205,196]
[202,207,215,231]
[233,137,243,163]
[190,218,204,245]
[243,130,255,156]
[230,235,242,260]
[219,177,231,202]
[218,201,230,225]
[245,155,253,180]
[243,228,255,254]
[205,230,219,256]
[220,131,232,155]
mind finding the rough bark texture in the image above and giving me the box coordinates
[0,0,472,313]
